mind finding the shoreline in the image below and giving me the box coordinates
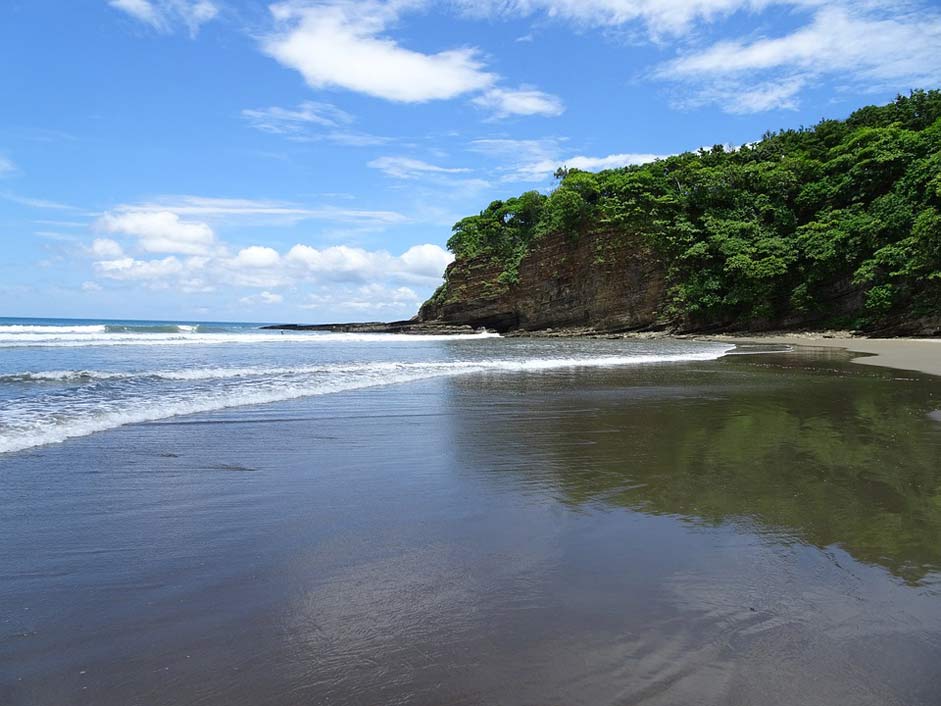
[701,332,941,378]
[260,322,939,378]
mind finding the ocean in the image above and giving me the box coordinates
[2,317,941,705]
[0,316,732,455]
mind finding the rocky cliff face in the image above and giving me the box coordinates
[419,231,669,333]
[418,230,941,336]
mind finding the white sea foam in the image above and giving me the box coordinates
[0,331,502,347]
[0,324,108,334]
[0,347,734,455]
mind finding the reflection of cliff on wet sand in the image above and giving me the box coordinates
[452,353,941,584]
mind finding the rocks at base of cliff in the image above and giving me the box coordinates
[419,230,669,334]
[417,229,941,338]
[261,320,483,335]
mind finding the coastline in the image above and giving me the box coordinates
[701,332,941,378]
[261,321,939,377]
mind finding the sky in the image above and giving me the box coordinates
[1,0,939,323]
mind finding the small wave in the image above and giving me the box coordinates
[0,350,734,386]
[0,330,502,347]
[0,346,734,454]
[103,324,201,334]
[0,324,107,334]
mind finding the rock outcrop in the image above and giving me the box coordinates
[417,230,941,336]
[262,321,480,335]
[419,231,668,333]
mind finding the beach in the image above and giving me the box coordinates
[2,324,940,705]
[706,333,941,377]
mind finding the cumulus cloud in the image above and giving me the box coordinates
[472,87,565,118]
[109,0,219,36]
[233,245,281,268]
[97,210,217,255]
[300,283,422,314]
[263,1,496,102]
[90,238,125,258]
[398,243,455,278]
[283,243,451,283]
[260,1,560,117]
[368,156,471,179]
[87,225,453,316]
[84,194,443,317]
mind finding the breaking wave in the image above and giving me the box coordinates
[0,329,501,347]
[0,347,733,454]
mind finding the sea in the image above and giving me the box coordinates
[0,316,732,455]
[2,316,941,705]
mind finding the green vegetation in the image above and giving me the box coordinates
[440,91,941,328]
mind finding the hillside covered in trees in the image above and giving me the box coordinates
[420,92,941,334]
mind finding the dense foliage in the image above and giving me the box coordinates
[442,91,941,328]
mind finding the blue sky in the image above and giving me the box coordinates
[2,0,939,322]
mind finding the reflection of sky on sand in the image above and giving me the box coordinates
[442,353,941,585]
[3,349,941,705]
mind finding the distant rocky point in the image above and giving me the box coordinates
[261,321,482,335]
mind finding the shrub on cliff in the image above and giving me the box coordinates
[441,90,941,329]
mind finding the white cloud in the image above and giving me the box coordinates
[242,101,353,134]
[90,238,125,258]
[241,102,391,145]
[110,0,161,27]
[285,244,386,281]
[469,137,561,161]
[263,1,496,102]
[0,155,16,177]
[81,281,103,292]
[98,210,216,255]
[0,193,79,210]
[398,243,454,278]
[89,239,451,294]
[455,0,785,38]
[234,245,281,268]
[102,196,408,227]
[284,242,452,284]
[240,290,284,305]
[455,0,940,112]
[94,256,184,281]
[472,86,565,118]
[368,156,471,179]
[109,0,219,36]
[300,283,421,314]
[485,147,665,183]
[656,4,941,112]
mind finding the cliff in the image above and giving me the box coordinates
[419,231,668,332]
[418,92,941,337]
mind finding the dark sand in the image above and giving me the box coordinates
[2,349,941,705]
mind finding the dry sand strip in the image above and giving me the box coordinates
[704,333,941,378]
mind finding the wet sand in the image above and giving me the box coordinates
[2,349,941,705]
[707,334,941,377]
